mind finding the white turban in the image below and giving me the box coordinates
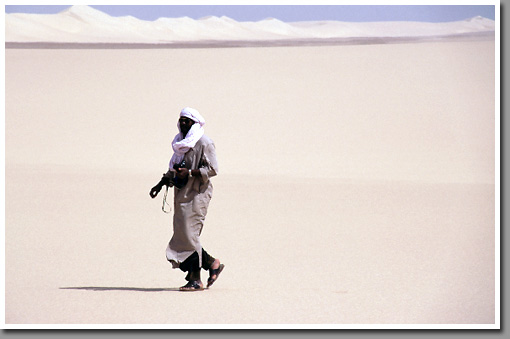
[179,107,205,127]
[169,107,205,169]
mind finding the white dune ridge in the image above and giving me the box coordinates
[5,5,495,44]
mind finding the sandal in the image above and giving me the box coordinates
[179,280,204,291]
[207,264,224,288]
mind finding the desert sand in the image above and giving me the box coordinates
[4,38,496,327]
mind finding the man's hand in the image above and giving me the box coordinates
[175,168,189,180]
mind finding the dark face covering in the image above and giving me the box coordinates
[179,116,194,137]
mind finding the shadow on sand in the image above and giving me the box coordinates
[60,286,183,292]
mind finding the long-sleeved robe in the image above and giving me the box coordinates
[164,134,218,268]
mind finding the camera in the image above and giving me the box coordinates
[172,160,188,189]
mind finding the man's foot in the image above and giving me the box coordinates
[179,280,204,291]
[207,259,224,288]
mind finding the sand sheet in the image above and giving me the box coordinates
[4,40,496,327]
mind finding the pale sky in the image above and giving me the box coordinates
[5,4,496,23]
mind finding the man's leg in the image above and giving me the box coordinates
[180,249,216,275]
[202,249,223,288]
[201,249,216,271]
[178,252,203,290]
[179,251,200,281]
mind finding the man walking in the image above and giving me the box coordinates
[150,107,224,291]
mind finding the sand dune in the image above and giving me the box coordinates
[4,36,497,327]
[5,5,495,44]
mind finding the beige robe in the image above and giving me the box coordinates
[164,135,218,268]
